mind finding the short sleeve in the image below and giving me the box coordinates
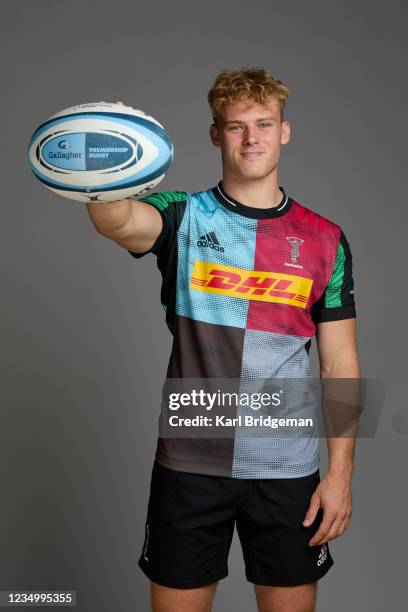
[311,230,356,323]
[127,191,188,259]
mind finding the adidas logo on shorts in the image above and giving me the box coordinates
[197,231,225,252]
[317,543,328,566]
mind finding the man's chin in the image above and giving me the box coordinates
[234,168,273,181]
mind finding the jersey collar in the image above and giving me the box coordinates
[212,181,292,219]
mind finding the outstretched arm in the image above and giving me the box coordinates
[87,198,163,254]
[86,100,164,254]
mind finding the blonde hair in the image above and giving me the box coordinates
[207,67,289,122]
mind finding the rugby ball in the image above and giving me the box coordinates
[27,102,174,202]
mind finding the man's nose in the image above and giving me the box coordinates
[243,127,259,144]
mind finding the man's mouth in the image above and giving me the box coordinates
[240,150,263,159]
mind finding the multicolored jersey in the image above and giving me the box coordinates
[128,183,356,478]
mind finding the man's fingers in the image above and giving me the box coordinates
[318,516,344,544]
[116,100,124,105]
[308,514,336,546]
[339,514,352,535]
[303,494,320,527]
[310,506,352,546]
[338,517,349,535]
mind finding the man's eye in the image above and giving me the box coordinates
[259,122,272,128]
[229,125,243,131]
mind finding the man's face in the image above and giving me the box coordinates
[209,97,290,181]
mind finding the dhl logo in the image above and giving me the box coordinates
[190,261,313,308]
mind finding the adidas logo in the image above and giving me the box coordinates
[197,231,225,252]
[317,543,328,566]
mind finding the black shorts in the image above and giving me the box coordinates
[139,460,334,589]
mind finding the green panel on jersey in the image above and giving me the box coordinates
[140,191,188,211]
[324,242,346,308]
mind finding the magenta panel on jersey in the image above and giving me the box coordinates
[246,202,341,336]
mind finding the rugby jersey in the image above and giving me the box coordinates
[128,183,356,478]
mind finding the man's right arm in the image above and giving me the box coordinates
[86,198,163,253]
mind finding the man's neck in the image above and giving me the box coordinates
[221,174,283,209]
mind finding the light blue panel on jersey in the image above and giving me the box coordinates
[231,327,319,478]
[241,328,311,378]
[175,189,258,329]
[231,437,319,479]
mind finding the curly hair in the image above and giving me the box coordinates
[207,67,289,122]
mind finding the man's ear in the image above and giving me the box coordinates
[209,122,221,147]
[281,120,291,145]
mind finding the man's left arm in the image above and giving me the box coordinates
[303,317,360,546]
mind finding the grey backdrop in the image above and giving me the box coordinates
[1,1,407,610]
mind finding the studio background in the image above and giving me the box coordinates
[1,1,406,610]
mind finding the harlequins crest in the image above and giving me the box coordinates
[286,236,304,263]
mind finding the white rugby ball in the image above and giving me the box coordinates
[27,102,174,202]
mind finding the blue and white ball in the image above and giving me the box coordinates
[28,102,174,202]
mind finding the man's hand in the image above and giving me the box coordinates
[303,470,352,546]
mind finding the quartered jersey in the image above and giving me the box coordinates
[128,182,356,479]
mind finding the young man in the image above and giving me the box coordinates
[87,68,360,612]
